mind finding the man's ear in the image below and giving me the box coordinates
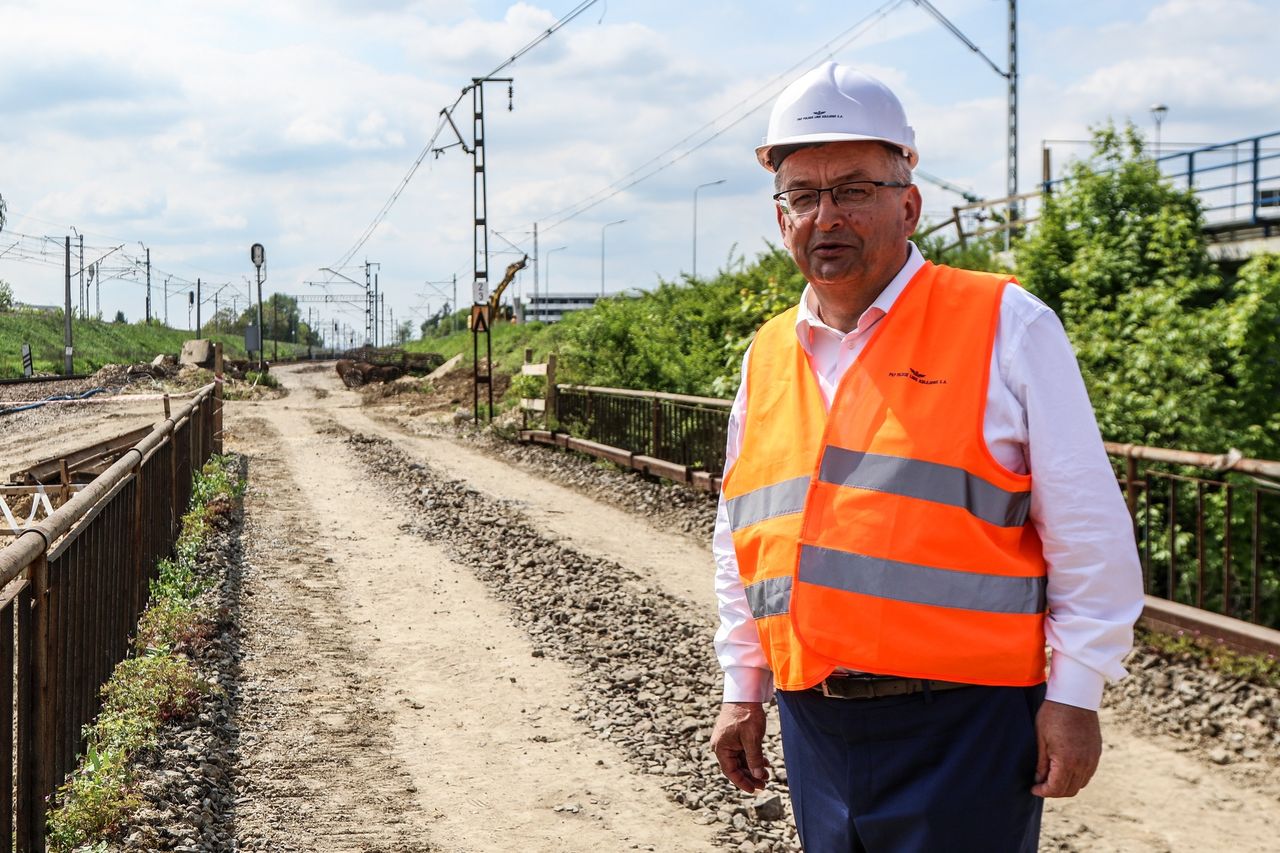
[902,184,923,238]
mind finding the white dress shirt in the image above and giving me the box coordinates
[713,243,1144,711]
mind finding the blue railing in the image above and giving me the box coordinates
[1155,131,1280,231]
[1040,130,1280,236]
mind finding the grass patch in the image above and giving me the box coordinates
[0,311,306,378]
[46,455,245,851]
[1136,626,1280,688]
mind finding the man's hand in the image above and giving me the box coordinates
[1031,700,1102,798]
[710,702,770,792]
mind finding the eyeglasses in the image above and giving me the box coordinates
[772,180,910,216]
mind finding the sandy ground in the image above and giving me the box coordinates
[5,361,1276,851]
[225,368,719,852]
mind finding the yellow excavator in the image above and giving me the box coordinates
[469,254,528,328]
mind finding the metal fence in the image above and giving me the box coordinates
[0,382,219,851]
[1153,130,1280,233]
[555,385,732,474]
[550,384,1280,634]
[1110,443,1280,630]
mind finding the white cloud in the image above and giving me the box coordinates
[1,0,1276,328]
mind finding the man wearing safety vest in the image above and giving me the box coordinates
[710,62,1144,851]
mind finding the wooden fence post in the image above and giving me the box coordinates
[213,344,224,455]
[522,349,533,430]
[546,354,557,430]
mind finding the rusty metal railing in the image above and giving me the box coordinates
[554,385,732,475]
[1108,443,1280,632]
[0,377,220,851]
[547,384,1280,635]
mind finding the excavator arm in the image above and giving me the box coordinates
[488,254,528,316]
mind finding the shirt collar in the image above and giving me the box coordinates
[794,241,925,351]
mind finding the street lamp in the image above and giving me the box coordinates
[1150,103,1169,161]
[692,178,726,280]
[600,219,626,296]
[543,246,567,320]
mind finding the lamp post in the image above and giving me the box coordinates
[543,246,566,321]
[600,219,626,297]
[692,178,726,280]
[1150,103,1169,161]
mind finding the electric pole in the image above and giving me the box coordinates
[432,75,513,421]
[145,247,152,324]
[64,237,73,374]
[78,234,84,318]
[196,278,202,335]
[365,260,373,345]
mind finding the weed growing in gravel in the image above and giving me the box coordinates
[1137,627,1280,688]
[46,454,244,851]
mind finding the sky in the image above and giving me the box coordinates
[1,0,1277,344]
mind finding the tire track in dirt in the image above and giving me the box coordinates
[226,403,721,852]
[230,415,433,853]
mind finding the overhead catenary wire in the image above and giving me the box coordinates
[327,0,604,273]
[533,0,909,235]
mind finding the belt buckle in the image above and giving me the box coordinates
[820,678,835,698]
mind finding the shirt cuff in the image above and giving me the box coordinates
[722,666,774,704]
[1045,652,1106,711]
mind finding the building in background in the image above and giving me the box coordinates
[519,292,599,324]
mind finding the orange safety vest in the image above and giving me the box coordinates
[723,261,1047,691]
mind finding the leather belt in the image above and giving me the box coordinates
[813,676,972,700]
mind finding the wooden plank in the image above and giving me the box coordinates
[564,437,634,469]
[690,471,716,492]
[1139,594,1280,658]
[518,430,558,446]
[632,454,689,483]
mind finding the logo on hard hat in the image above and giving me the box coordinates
[797,109,844,122]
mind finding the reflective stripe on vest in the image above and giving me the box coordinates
[818,447,1031,528]
[744,575,793,619]
[799,544,1047,614]
[726,475,810,531]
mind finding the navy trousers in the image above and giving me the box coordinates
[775,683,1046,853]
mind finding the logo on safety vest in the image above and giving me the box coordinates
[888,367,947,386]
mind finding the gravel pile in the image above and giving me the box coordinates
[414,420,720,540]
[1103,646,1280,781]
[115,456,247,853]
[344,431,800,853]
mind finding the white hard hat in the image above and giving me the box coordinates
[756,61,918,172]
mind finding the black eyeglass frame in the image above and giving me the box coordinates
[772,180,911,216]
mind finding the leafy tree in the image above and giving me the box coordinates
[1014,123,1228,451]
[113,310,127,324]
[0,279,13,312]
[1219,254,1280,459]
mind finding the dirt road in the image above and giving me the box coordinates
[220,363,1279,852]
